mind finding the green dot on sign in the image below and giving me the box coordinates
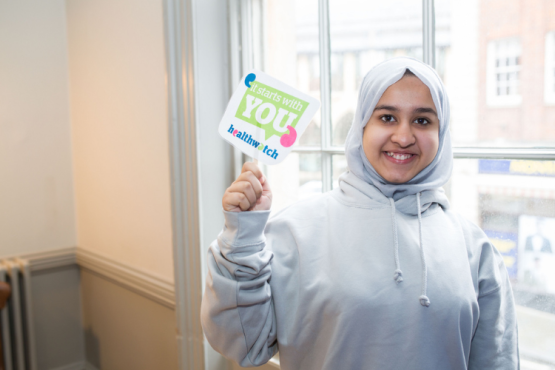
[258,145,264,151]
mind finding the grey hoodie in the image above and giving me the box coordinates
[201,57,519,369]
[201,170,519,369]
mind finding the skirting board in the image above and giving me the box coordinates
[12,246,176,310]
[49,360,99,370]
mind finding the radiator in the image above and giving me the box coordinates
[0,259,37,370]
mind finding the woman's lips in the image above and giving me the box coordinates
[383,151,417,164]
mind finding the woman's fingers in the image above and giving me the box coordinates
[222,164,265,212]
[222,191,251,212]
[242,162,263,180]
[222,161,272,212]
[227,180,258,206]
[236,171,263,198]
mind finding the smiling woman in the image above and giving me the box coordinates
[363,70,440,184]
[201,57,519,370]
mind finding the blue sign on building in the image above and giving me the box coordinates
[479,159,555,177]
[484,230,518,279]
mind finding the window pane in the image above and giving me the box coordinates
[450,159,555,366]
[332,154,348,189]
[443,0,555,147]
[329,0,424,148]
[267,152,322,213]
[264,0,321,147]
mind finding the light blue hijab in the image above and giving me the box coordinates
[344,57,453,201]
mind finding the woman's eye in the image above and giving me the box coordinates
[415,118,430,125]
[381,115,395,123]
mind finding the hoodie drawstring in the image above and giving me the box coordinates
[416,193,430,307]
[389,193,430,307]
[389,199,403,284]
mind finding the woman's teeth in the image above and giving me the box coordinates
[386,152,413,160]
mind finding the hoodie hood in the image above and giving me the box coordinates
[337,171,450,216]
[344,57,453,201]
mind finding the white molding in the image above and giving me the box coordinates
[76,248,176,310]
[163,0,208,368]
[422,0,436,68]
[4,246,176,309]
[1,247,77,272]
[26,248,77,272]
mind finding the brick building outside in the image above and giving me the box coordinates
[478,0,555,144]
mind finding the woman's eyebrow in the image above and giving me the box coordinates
[413,107,437,116]
[374,105,398,111]
[374,105,437,117]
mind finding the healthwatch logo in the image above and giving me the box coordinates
[226,124,279,160]
[217,69,320,165]
[234,80,307,146]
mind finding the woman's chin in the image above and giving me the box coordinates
[385,176,411,184]
[379,169,418,184]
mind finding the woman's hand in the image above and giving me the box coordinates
[222,162,272,212]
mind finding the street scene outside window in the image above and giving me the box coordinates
[249,0,555,368]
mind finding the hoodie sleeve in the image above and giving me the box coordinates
[200,210,278,367]
[468,233,519,369]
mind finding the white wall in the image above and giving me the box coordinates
[66,0,174,281]
[0,0,76,257]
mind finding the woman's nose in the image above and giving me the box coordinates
[391,121,416,148]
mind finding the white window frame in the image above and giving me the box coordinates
[225,2,555,368]
[163,1,555,369]
[545,31,555,105]
[486,38,523,107]
[230,0,555,192]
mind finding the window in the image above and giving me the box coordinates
[330,53,344,91]
[232,0,555,367]
[486,38,522,107]
[545,31,555,105]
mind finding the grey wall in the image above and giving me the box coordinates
[32,266,85,370]
[80,270,178,370]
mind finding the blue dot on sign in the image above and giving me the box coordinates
[245,73,256,88]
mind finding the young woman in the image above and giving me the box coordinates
[201,57,519,370]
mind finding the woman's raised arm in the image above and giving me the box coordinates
[201,162,277,366]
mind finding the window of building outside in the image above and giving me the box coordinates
[246,0,555,368]
[546,31,555,105]
[486,38,522,107]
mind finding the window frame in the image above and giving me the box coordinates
[227,3,555,368]
[230,0,555,192]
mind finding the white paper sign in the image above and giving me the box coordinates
[218,70,320,165]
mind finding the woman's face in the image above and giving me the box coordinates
[362,75,440,184]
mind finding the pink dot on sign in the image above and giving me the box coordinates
[233,130,238,136]
[280,125,297,148]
